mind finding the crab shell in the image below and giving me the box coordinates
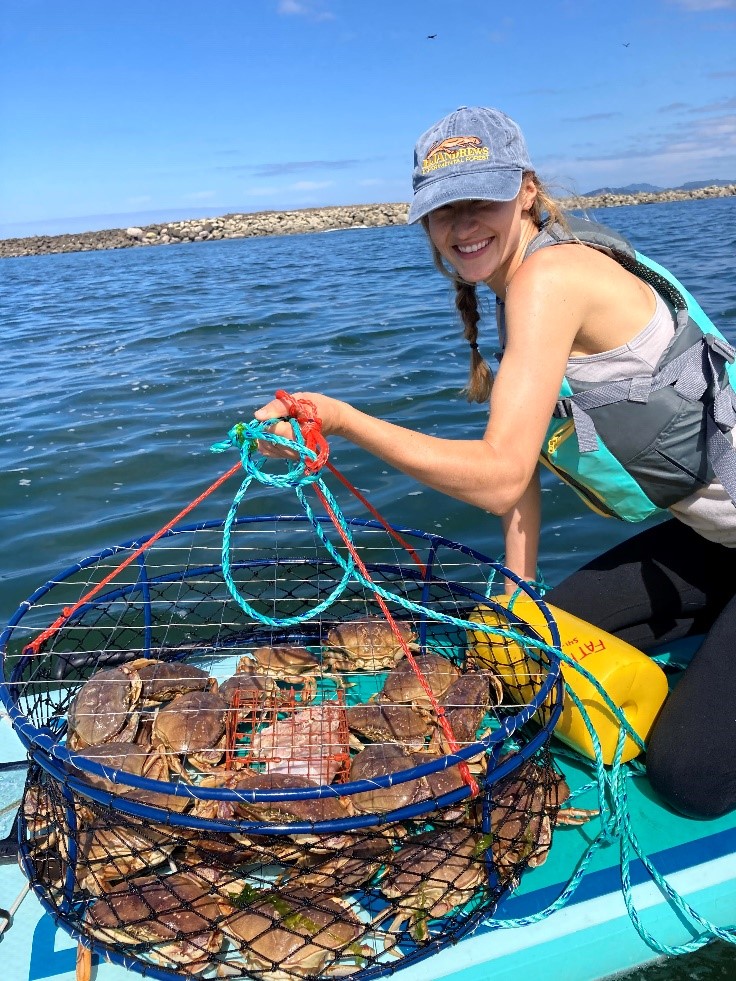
[377,826,488,940]
[236,646,322,702]
[218,887,370,980]
[66,666,142,749]
[323,615,416,671]
[289,834,392,892]
[224,770,351,824]
[378,653,461,710]
[219,671,279,704]
[151,689,228,769]
[76,819,175,895]
[124,658,215,704]
[348,743,425,815]
[345,703,433,751]
[427,670,501,755]
[85,872,223,972]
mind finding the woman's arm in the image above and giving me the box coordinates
[255,250,584,514]
[500,466,541,594]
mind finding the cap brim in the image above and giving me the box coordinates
[407,168,523,224]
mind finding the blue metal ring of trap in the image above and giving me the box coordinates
[0,515,563,830]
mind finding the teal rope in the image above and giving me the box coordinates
[212,416,736,956]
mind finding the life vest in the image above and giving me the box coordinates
[499,216,736,522]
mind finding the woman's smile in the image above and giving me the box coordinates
[455,238,492,256]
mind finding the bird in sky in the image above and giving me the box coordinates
[622,42,630,47]
[427,34,437,39]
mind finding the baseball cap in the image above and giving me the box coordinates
[407,106,533,224]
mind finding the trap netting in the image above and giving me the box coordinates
[1,513,567,980]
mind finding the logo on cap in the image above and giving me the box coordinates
[422,135,489,174]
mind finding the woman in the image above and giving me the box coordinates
[256,106,736,819]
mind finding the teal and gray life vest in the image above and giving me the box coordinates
[497,216,736,521]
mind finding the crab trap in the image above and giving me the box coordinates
[0,406,569,981]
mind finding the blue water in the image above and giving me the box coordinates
[2,196,736,977]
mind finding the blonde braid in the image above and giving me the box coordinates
[455,282,493,403]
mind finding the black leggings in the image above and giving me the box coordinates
[545,518,736,819]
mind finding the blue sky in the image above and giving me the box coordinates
[2,0,735,237]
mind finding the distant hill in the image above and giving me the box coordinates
[583,179,734,196]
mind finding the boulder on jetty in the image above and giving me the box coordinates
[2,186,734,259]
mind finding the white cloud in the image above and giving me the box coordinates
[290,180,332,190]
[276,0,335,20]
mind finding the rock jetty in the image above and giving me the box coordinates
[2,185,734,259]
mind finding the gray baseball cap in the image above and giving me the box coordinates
[407,106,533,224]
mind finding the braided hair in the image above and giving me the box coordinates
[422,172,567,404]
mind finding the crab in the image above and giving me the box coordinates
[217,886,372,981]
[348,743,426,817]
[123,658,216,704]
[322,615,417,673]
[376,653,461,710]
[66,665,142,749]
[375,825,488,941]
[85,871,223,974]
[288,835,392,893]
[237,646,324,702]
[488,754,599,888]
[410,750,476,822]
[218,770,353,852]
[76,819,176,895]
[245,702,350,786]
[427,669,503,756]
[71,741,192,813]
[219,670,279,705]
[151,689,228,776]
[345,703,434,752]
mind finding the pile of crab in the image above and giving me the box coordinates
[20,615,596,980]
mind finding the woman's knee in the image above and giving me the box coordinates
[646,725,735,819]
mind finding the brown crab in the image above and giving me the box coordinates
[348,743,426,817]
[76,818,176,895]
[151,689,228,776]
[377,653,461,710]
[71,741,192,813]
[219,670,279,705]
[489,755,599,888]
[427,669,503,756]
[322,615,417,673]
[345,703,434,752]
[124,658,216,704]
[66,665,142,749]
[85,871,223,973]
[287,834,392,893]
[237,646,324,702]
[217,886,372,980]
[376,825,488,941]
[208,769,354,855]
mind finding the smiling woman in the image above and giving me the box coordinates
[254,104,736,824]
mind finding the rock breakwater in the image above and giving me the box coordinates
[2,185,734,259]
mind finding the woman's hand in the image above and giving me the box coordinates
[253,391,347,459]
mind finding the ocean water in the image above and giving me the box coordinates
[2,196,736,977]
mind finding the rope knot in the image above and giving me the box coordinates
[274,390,329,475]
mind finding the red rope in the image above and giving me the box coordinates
[274,390,476,795]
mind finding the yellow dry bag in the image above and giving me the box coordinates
[467,597,669,765]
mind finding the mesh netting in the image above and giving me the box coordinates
[2,515,565,980]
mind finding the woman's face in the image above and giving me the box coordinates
[426,182,535,288]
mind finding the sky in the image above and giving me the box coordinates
[1,0,735,238]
